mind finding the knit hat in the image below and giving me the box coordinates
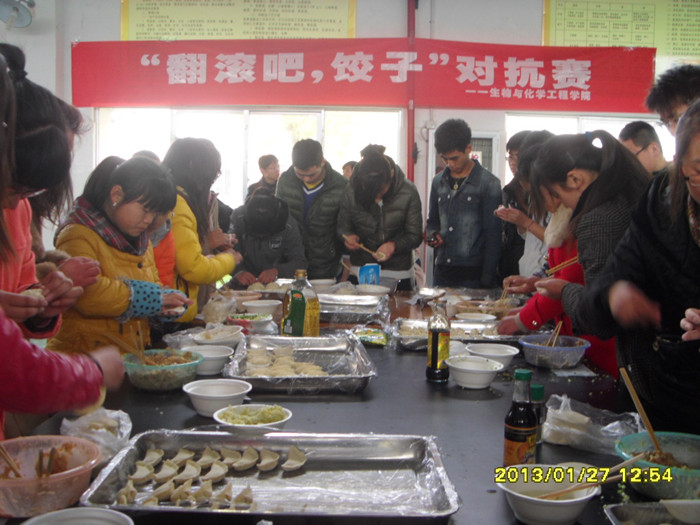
[244,193,288,236]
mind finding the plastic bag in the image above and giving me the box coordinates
[61,408,132,464]
[202,292,237,323]
[542,394,643,455]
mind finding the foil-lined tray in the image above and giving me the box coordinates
[317,293,390,325]
[81,429,461,519]
[604,503,690,525]
[223,334,377,393]
[392,318,520,351]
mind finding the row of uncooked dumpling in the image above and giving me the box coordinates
[117,477,254,509]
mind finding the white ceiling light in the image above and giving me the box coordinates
[0,0,35,30]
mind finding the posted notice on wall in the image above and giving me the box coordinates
[543,0,700,74]
[121,0,356,40]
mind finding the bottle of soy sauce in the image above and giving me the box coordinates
[503,369,537,466]
[426,300,450,383]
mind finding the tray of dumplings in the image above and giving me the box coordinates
[317,293,390,324]
[392,318,519,351]
[223,334,377,394]
[82,429,460,519]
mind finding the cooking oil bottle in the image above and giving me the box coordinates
[281,269,320,337]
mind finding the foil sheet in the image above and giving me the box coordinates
[604,503,689,525]
[81,429,461,519]
[223,334,376,393]
[317,293,390,325]
[391,318,520,351]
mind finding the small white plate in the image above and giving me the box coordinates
[456,312,497,322]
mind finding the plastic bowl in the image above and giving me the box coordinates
[615,431,700,499]
[193,325,244,347]
[183,378,252,417]
[213,403,292,429]
[466,343,520,368]
[123,349,202,391]
[219,290,262,312]
[242,299,282,315]
[0,435,102,518]
[23,507,134,524]
[309,279,336,292]
[182,345,234,375]
[444,355,504,389]
[497,463,600,525]
[519,334,590,369]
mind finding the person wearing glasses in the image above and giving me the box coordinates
[645,64,700,137]
[618,120,672,178]
[276,139,348,279]
[425,119,502,288]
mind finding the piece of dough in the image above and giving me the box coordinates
[116,479,137,505]
[233,485,254,509]
[152,479,175,501]
[257,448,280,472]
[196,445,221,467]
[172,459,201,483]
[153,459,180,483]
[200,460,228,483]
[281,445,307,472]
[220,447,242,466]
[170,478,193,505]
[232,446,259,471]
[171,448,195,466]
[142,448,164,467]
[128,461,153,485]
[211,480,235,509]
[192,480,213,504]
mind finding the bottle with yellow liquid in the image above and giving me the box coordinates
[281,269,320,336]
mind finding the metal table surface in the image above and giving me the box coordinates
[15,293,645,524]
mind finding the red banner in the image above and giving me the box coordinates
[72,38,655,113]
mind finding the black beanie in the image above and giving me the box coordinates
[244,194,288,236]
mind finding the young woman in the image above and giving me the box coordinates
[161,138,240,322]
[338,144,423,290]
[576,100,700,433]
[47,156,191,354]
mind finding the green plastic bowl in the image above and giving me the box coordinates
[123,349,202,391]
[615,431,700,499]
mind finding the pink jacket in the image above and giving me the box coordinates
[0,306,103,440]
[1,199,61,338]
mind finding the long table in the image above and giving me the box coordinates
[18,292,646,524]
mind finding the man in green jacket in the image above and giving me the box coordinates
[276,139,348,279]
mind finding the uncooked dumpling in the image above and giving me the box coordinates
[196,445,221,467]
[116,479,137,505]
[128,461,153,484]
[173,459,201,483]
[211,480,235,509]
[171,448,195,466]
[233,484,254,509]
[232,446,259,471]
[257,448,280,472]
[201,460,228,483]
[192,479,213,504]
[142,496,159,507]
[220,447,242,466]
[142,448,164,466]
[170,478,193,505]
[153,459,180,483]
[152,479,175,501]
[281,445,307,472]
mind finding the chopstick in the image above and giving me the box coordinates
[342,234,379,258]
[539,452,645,500]
[619,367,663,453]
[545,256,579,276]
[36,447,58,477]
[545,321,564,346]
[341,259,358,277]
[105,333,145,363]
[0,443,22,478]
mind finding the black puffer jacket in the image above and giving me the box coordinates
[581,176,700,433]
[337,167,423,271]
[275,162,348,279]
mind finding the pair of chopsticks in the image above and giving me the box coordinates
[538,452,646,499]
[342,234,380,258]
[545,320,564,346]
[37,447,57,477]
[619,367,663,453]
[545,256,579,276]
[0,443,22,478]
[105,333,145,363]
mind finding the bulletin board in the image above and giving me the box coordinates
[121,0,356,41]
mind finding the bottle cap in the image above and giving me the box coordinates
[294,269,307,279]
[530,383,544,401]
[514,369,532,381]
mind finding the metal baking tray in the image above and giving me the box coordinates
[604,502,690,525]
[82,429,461,519]
[223,334,377,393]
[318,293,390,324]
[392,318,520,351]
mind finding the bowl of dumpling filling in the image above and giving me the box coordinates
[213,403,292,429]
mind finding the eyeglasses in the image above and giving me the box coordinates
[634,144,649,156]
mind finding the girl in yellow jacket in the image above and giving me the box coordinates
[47,156,192,354]
[161,138,241,322]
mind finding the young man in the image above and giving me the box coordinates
[425,119,502,288]
[619,121,672,178]
[276,139,348,279]
[645,64,700,137]
[246,154,280,201]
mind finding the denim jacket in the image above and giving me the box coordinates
[425,160,502,286]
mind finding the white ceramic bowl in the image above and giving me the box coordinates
[182,345,234,375]
[182,379,252,417]
[242,299,282,315]
[455,312,497,322]
[213,403,292,429]
[309,278,336,292]
[466,343,520,368]
[356,284,391,296]
[444,355,504,389]
[24,508,134,524]
[193,325,244,347]
[497,464,600,525]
